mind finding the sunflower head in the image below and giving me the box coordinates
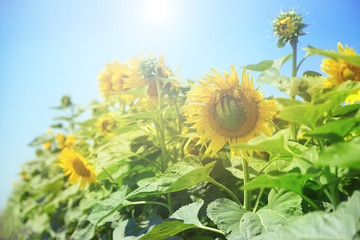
[128,53,175,110]
[183,65,277,160]
[321,43,360,104]
[56,132,66,149]
[61,95,72,108]
[98,61,135,102]
[273,9,307,48]
[57,148,97,189]
[96,117,116,137]
[43,142,52,150]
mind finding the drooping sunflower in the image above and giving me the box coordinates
[58,148,97,189]
[184,65,277,159]
[96,117,116,137]
[321,42,360,104]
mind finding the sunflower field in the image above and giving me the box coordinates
[1,9,360,240]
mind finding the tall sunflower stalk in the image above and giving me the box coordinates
[273,9,308,140]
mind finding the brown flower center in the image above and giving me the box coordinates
[214,95,247,132]
[73,158,91,177]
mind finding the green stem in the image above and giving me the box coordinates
[208,177,242,207]
[102,167,115,183]
[253,188,264,212]
[291,41,298,141]
[199,226,225,236]
[128,201,170,211]
[242,158,251,210]
[153,74,173,214]
[302,194,320,210]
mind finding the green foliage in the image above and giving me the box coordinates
[2,11,360,240]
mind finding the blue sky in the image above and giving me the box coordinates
[1,0,360,209]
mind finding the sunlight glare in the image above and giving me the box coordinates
[142,0,174,24]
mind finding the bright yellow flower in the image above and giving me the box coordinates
[64,134,76,146]
[43,142,52,150]
[276,17,295,37]
[321,43,360,104]
[21,172,29,180]
[96,117,116,136]
[98,60,135,101]
[57,133,76,149]
[184,65,277,159]
[56,133,66,149]
[58,148,97,189]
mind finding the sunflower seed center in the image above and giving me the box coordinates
[73,158,91,177]
[215,95,247,132]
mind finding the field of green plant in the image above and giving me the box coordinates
[1,9,360,240]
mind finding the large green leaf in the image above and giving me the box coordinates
[253,191,360,240]
[333,104,360,117]
[207,189,302,240]
[231,129,291,154]
[306,118,360,142]
[304,46,360,68]
[139,200,220,240]
[317,137,360,169]
[246,54,292,72]
[28,133,54,146]
[125,161,213,199]
[242,173,316,196]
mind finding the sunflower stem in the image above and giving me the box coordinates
[154,74,174,215]
[102,167,116,184]
[291,41,298,141]
[253,188,264,213]
[208,177,242,207]
[242,157,251,210]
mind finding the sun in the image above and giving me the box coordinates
[142,0,173,24]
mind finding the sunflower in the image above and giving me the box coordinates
[57,133,76,149]
[126,53,175,110]
[321,42,360,104]
[98,60,135,101]
[96,117,116,136]
[184,65,277,159]
[57,148,97,189]
[276,17,295,37]
[273,10,307,48]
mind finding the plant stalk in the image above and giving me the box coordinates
[291,41,298,141]
[242,157,251,210]
[208,178,242,207]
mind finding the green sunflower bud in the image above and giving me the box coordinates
[273,9,308,48]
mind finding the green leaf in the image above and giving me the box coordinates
[333,104,360,117]
[257,68,291,94]
[317,137,360,169]
[207,189,302,240]
[28,133,54,146]
[138,220,197,240]
[231,129,291,154]
[253,191,360,240]
[304,46,360,68]
[303,71,322,77]
[278,102,327,129]
[306,118,360,142]
[276,98,303,107]
[115,86,147,97]
[88,187,128,226]
[242,173,316,196]
[125,161,205,199]
[166,161,216,192]
[245,60,274,72]
[139,200,217,240]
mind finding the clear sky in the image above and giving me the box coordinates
[1,0,360,209]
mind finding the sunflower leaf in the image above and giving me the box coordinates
[316,137,360,169]
[138,200,212,240]
[306,118,360,143]
[207,189,302,240]
[253,191,360,240]
[230,129,291,155]
[241,173,316,196]
[304,46,360,68]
